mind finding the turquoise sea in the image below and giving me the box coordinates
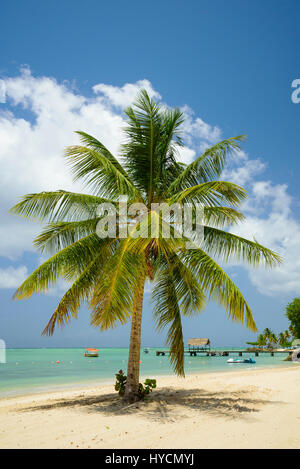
[0,347,294,397]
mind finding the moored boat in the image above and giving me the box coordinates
[227,357,255,364]
[84,348,99,357]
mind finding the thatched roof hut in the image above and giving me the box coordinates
[188,338,210,349]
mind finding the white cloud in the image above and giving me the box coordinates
[0,68,215,259]
[181,105,221,149]
[0,80,5,103]
[0,266,28,289]
[0,68,126,258]
[228,166,300,295]
[93,79,161,108]
[176,145,196,165]
[0,67,300,298]
[222,150,266,187]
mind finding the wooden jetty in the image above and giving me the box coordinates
[156,349,292,357]
[156,337,293,358]
[156,337,292,358]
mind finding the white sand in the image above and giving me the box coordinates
[0,366,300,449]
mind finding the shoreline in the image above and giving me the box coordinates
[0,364,296,403]
[1,365,300,448]
[0,359,294,400]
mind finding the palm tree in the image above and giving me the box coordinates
[10,90,281,403]
[263,328,277,348]
[278,332,286,347]
[269,332,278,348]
[278,330,292,348]
[257,334,267,347]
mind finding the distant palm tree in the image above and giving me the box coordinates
[263,328,272,337]
[278,329,292,348]
[257,334,267,347]
[278,332,286,347]
[263,328,277,348]
[10,90,281,402]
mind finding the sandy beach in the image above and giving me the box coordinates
[0,365,299,449]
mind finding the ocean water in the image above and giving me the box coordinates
[0,347,294,397]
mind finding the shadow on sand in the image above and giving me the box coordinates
[20,386,282,422]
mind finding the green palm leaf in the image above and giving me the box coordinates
[42,249,108,336]
[10,190,110,222]
[13,234,110,300]
[33,218,100,254]
[152,256,185,376]
[122,90,161,202]
[65,145,142,200]
[203,207,245,227]
[90,238,146,330]
[168,135,246,193]
[76,131,129,177]
[203,226,282,267]
[169,181,247,207]
[181,249,257,331]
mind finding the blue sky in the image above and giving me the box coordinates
[0,0,299,348]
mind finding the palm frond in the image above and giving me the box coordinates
[181,249,257,331]
[10,191,109,223]
[203,207,245,228]
[76,131,128,176]
[122,90,162,202]
[90,239,147,330]
[65,145,142,200]
[42,249,106,336]
[34,218,99,254]
[126,210,186,258]
[154,108,185,195]
[169,181,247,208]
[13,234,110,300]
[152,256,185,376]
[203,227,282,267]
[168,135,246,193]
[167,253,206,317]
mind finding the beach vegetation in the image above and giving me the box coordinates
[115,369,156,399]
[286,298,300,338]
[247,328,292,349]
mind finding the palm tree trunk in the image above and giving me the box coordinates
[123,275,146,403]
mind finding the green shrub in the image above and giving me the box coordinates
[115,369,127,397]
[115,370,156,400]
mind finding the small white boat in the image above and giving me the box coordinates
[227,357,255,364]
[143,348,150,354]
